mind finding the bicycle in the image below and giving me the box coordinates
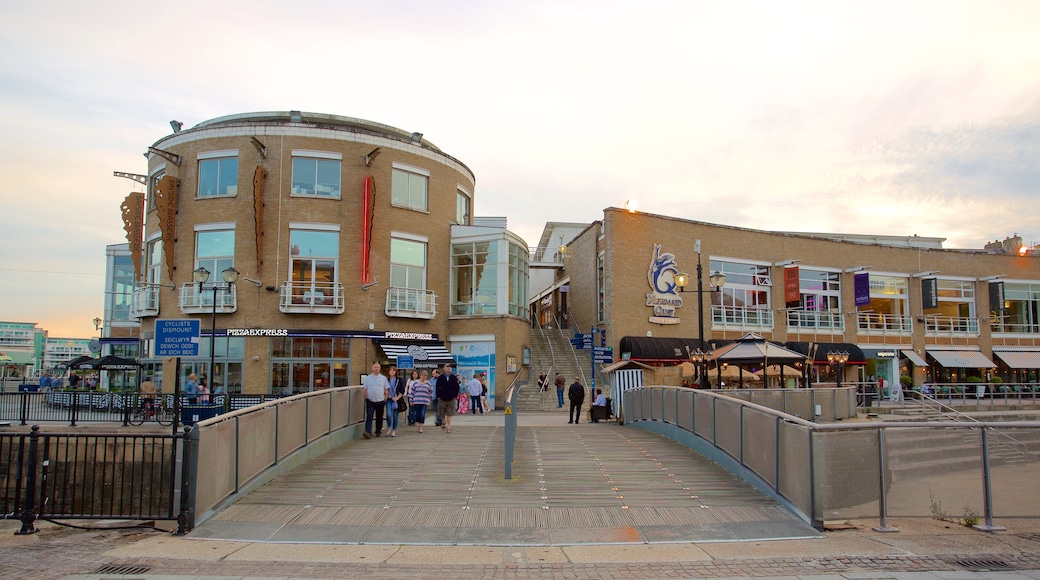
[128,398,174,426]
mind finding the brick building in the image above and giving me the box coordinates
[552,208,1040,389]
[127,111,530,405]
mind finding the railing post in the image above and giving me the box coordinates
[15,425,40,535]
[19,391,28,426]
[872,427,898,532]
[70,391,78,427]
[176,425,196,535]
[973,426,1006,532]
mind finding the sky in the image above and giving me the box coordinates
[1,0,1038,339]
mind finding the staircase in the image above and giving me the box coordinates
[516,325,594,412]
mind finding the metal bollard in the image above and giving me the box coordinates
[15,425,40,535]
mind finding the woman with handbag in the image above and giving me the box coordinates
[405,370,420,426]
[386,366,404,437]
[409,370,434,433]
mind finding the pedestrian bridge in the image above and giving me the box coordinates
[185,388,819,545]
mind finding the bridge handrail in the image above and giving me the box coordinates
[623,384,1040,532]
[186,386,365,530]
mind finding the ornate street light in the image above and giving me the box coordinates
[827,350,850,389]
[194,266,239,407]
[675,240,726,388]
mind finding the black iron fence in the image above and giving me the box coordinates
[0,392,283,426]
[1,425,192,534]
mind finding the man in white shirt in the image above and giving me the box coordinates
[363,362,390,438]
[592,388,608,422]
[467,374,484,414]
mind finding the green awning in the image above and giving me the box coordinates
[0,350,35,365]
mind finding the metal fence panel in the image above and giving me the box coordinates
[676,389,694,431]
[882,426,985,519]
[741,407,778,488]
[714,398,742,460]
[989,426,1040,520]
[812,428,881,521]
[778,421,812,521]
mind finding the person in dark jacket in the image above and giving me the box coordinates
[435,363,461,433]
[567,377,585,424]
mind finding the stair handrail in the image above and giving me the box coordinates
[911,391,1029,459]
[537,318,558,382]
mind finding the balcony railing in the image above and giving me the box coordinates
[786,310,845,331]
[178,284,237,314]
[990,321,1040,334]
[711,305,773,328]
[856,313,912,334]
[279,281,345,314]
[130,286,160,318]
[385,287,436,319]
[922,315,979,335]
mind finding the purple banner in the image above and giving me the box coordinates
[854,272,871,306]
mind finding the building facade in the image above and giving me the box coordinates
[556,208,1040,388]
[128,112,530,404]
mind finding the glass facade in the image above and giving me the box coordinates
[270,337,351,395]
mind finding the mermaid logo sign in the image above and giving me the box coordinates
[646,244,682,324]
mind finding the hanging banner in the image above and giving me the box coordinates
[854,272,871,306]
[921,277,938,310]
[783,266,800,304]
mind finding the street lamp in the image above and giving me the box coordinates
[827,350,849,389]
[194,266,239,399]
[675,240,726,388]
[92,317,102,331]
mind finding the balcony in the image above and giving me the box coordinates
[786,310,844,332]
[711,305,773,329]
[385,287,436,319]
[130,286,160,318]
[179,284,238,315]
[279,281,344,314]
[856,313,912,335]
[922,315,979,336]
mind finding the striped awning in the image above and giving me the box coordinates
[901,350,928,366]
[375,340,454,369]
[992,350,1040,369]
[927,349,997,369]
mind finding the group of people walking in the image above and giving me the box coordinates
[362,362,489,439]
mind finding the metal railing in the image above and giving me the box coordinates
[385,287,437,319]
[712,305,773,328]
[918,382,1039,402]
[278,281,345,314]
[129,286,160,318]
[178,283,237,314]
[1,425,190,534]
[922,315,979,335]
[786,310,844,330]
[856,312,913,334]
[0,391,284,427]
[624,385,1040,531]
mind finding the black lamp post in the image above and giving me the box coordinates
[675,240,726,388]
[194,266,239,401]
[827,350,849,389]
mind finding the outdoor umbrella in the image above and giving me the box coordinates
[60,355,97,369]
[82,355,142,370]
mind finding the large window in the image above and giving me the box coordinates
[289,229,338,304]
[390,236,427,290]
[391,164,429,212]
[788,268,841,329]
[109,254,134,323]
[198,152,239,197]
[195,229,236,284]
[508,241,528,317]
[271,337,351,395]
[1000,282,1040,334]
[710,259,772,327]
[292,152,341,197]
[452,240,498,315]
[148,165,165,211]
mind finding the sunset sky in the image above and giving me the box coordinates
[1,0,1038,338]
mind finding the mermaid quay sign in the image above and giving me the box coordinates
[646,244,682,325]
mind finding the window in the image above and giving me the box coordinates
[147,238,162,285]
[289,229,338,303]
[392,163,428,211]
[109,254,134,323]
[710,260,772,326]
[597,252,605,323]
[1000,282,1040,334]
[197,152,239,197]
[271,337,351,395]
[292,152,341,197]
[933,279,976,318]
[867,275,909,316]
[456,188,471,224]
[788,269,841,328]
[195,229,236,284]
[390,236,427,290]
[148,165,166,211]
[452,240,498,315]
[508,241,529,317]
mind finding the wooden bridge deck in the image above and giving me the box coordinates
[190,416,818,545]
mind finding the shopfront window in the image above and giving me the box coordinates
[178,336,245,394]
[508,241,529,317]
[270,336,351,395]
[452,240,498,315]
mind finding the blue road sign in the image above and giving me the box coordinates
[155,319,201,357]
[397,355,415,369]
